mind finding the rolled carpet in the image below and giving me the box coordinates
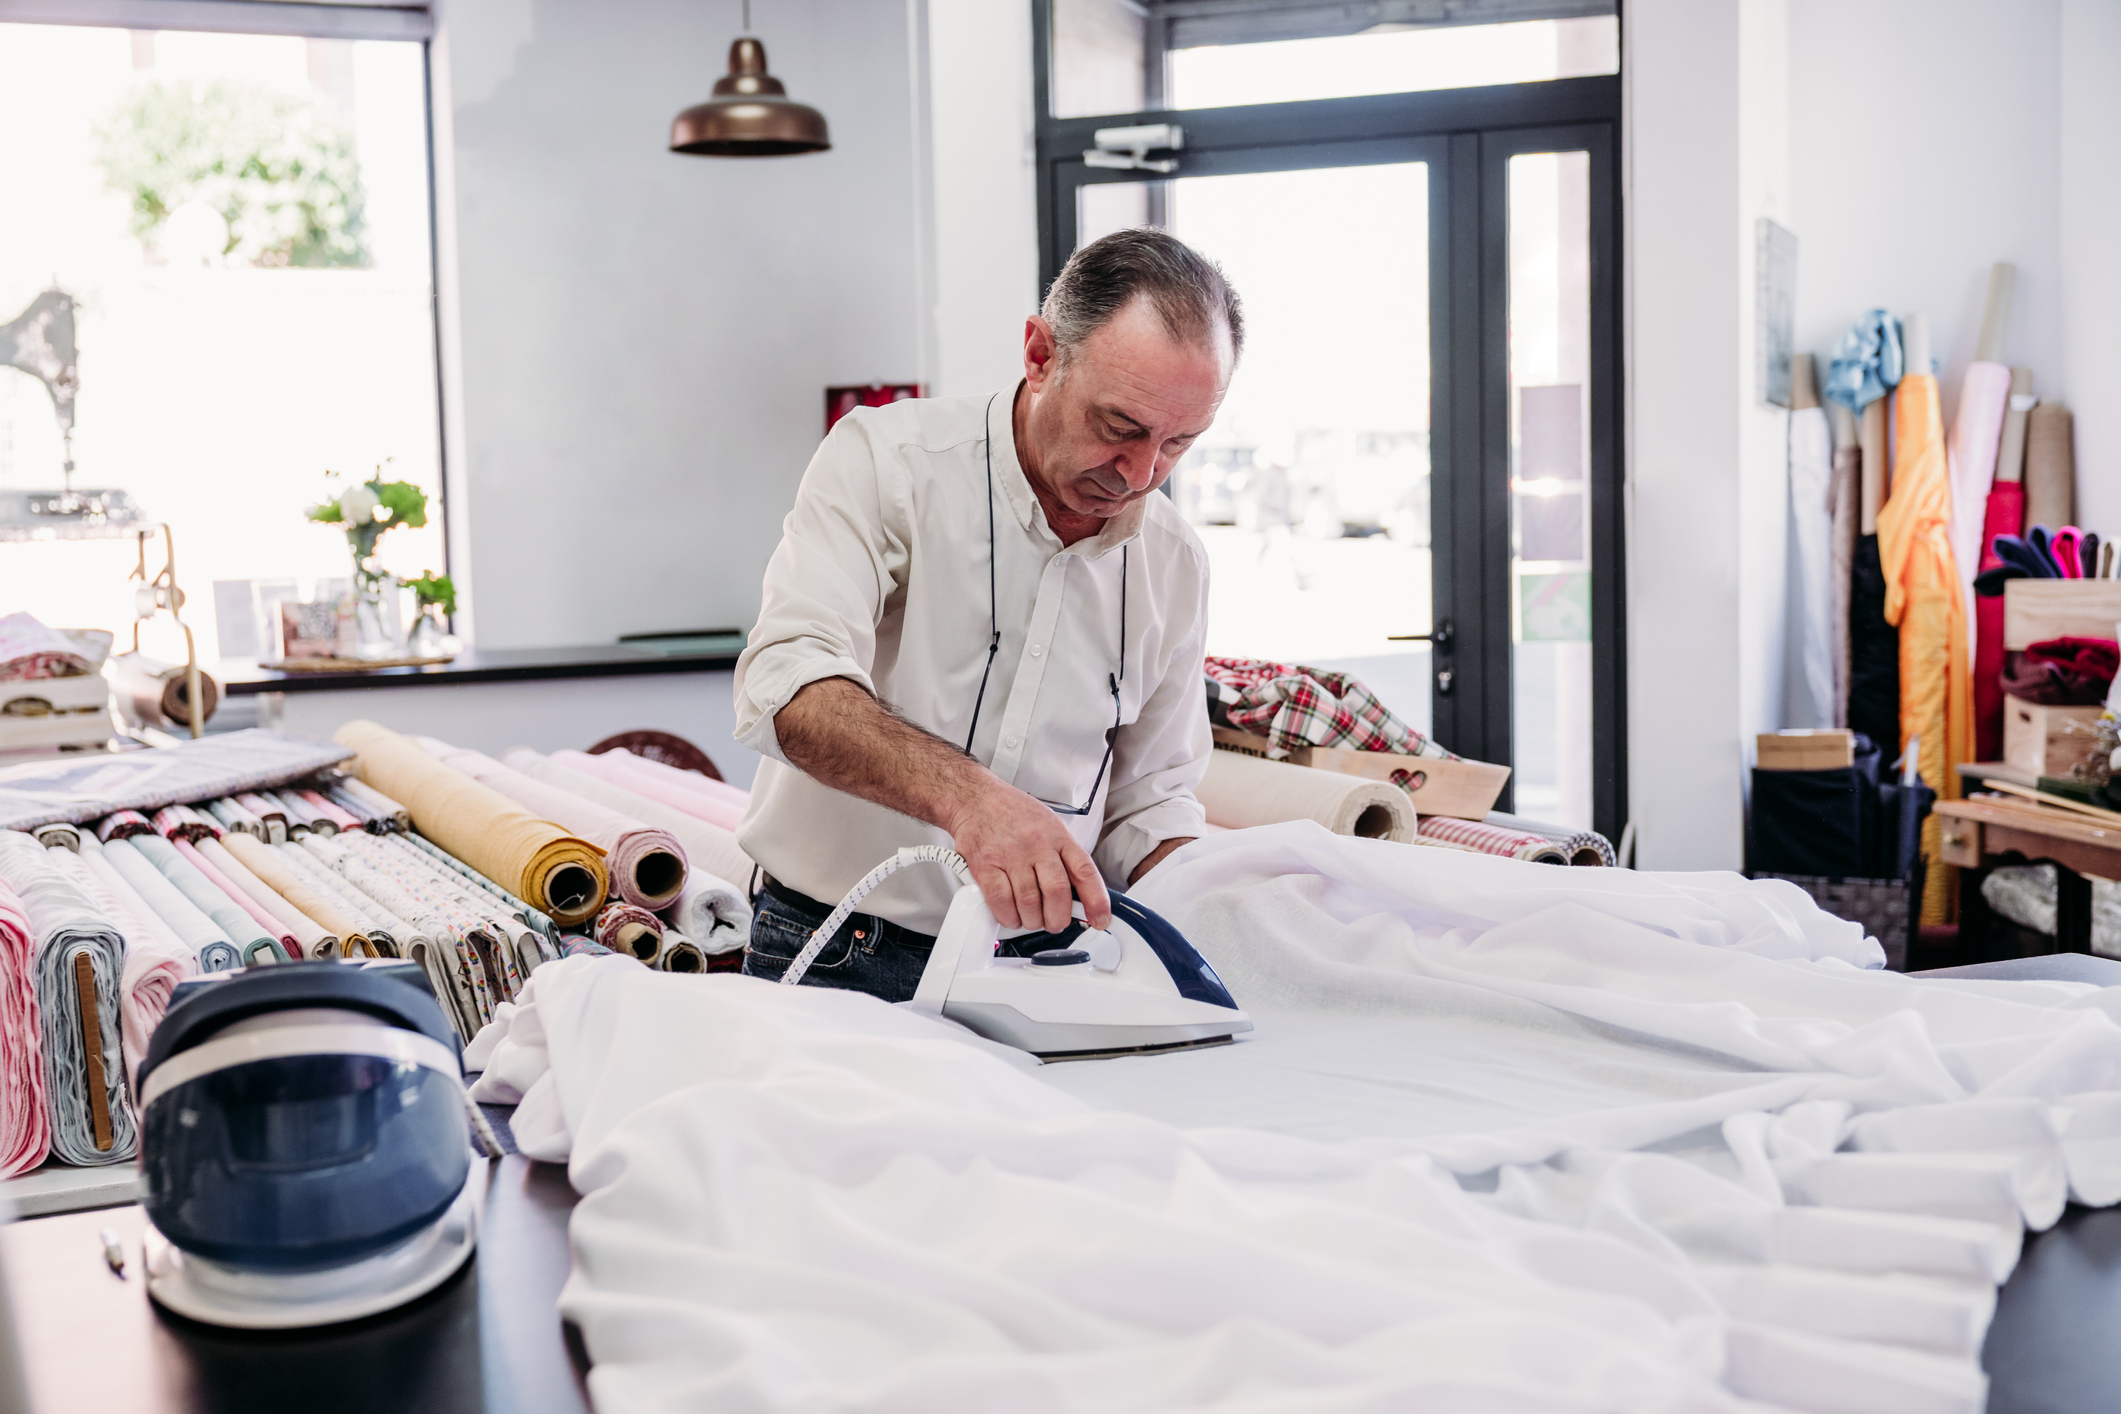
[0,880,49,1176]
[1196,749,1415,842]
[220,832,373,959]
[0,831,135,1165]
[128,833,282,967]
[46,842,191,1091]
[335,720,607,927]
[415,739,688,911]
[195,835,337,960]
[499,749,753,944]
[99,836,240,973]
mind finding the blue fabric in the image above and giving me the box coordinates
[1993,535,2058,580]
[1825,309,1905,412]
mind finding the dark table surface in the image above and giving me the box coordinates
[6,957,2117,1412]
[218,637,745,697]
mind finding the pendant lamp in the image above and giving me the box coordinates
[670,0,830,157]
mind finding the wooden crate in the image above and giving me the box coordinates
[1210,727,1511,820]
[2003,579,2121,650]
[2001,696,2106,776]
[1756,729,1855,772]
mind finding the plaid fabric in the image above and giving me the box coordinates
[1416,817,1566,863]
[1205,657,1455,760]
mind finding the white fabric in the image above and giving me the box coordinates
[471,824,2121,1413]
[733,387,1213,933]
[1785,404,1836,728]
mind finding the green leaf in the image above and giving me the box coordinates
[404,572,456,615]
[306,502,344,523]
[372,479,428,530]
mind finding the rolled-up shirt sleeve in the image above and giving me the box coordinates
[1093,535,1211,887]
[733,416,908,766]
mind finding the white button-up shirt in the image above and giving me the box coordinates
[733,387,1212,934]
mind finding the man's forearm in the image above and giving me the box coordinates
[1128,835,1196,885]
[774,676,993,833]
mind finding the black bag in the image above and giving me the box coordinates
[1749,734,1884,878]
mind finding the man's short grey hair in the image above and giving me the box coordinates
[1041,228,1244,370]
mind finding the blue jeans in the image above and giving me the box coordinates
[742,878,1090,1003]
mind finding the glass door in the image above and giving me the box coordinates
[1078,163,1436,740]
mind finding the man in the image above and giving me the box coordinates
[731,229,1243,1000]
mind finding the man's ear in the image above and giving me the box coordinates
[1023,316,1059,391]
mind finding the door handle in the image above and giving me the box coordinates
[1387,619,1452,651]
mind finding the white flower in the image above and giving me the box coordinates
[338,484,381,523]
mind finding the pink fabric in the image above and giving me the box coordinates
[47,844,192,1091]
[1974,482,2027,762]
[597,748,753,812]
[1948,361,2012,659]
[151,805,218,841]
[172,837,295,951]
[299,789,363,833]
[551,750,747,833]
[0,881,48,1176]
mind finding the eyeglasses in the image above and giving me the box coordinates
[965,393,1128,817]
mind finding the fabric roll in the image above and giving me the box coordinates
[1995,370,2035,483]
[656,930,707,973]
[380,836,538,997]
[107,652,217,730]
[1877,357,1971,926]
[269,789,322,837]
[1974,482,2028,762]
[1829,402,1861,728]
[0,832,134,1166]
[335,720,608,928]
[500,749,755,915]
[171,838,293,961]
[321,785,386,833]
[234,792,288,844]
[1478,812,1616,867]
[32,822,79,853]
[128,832,280,966]
[2025,403,2075,531]
[552,749,746,833]
[202,797,264,839]
[273,842,391,957]
[298,789,361,834]
[665,876,750,954]
[1948,361,2012,661]
[99,836,239,973]
[1785,381,1836,728]
[1195,750,1415,842]
[593,901,665,964]
[195,836,336,960]
[1416,817,1568,864]
[413,739,688,912]
[557,934,617,960]
[95,811,153,843]
[219,832,374,959]
[151,805,217,842]
[594,748,756,815]
[46,842,190,1091]
[398,832,561,958]
[338,777,411,832]
[319,835,490,1035]
[0,880,48,1177]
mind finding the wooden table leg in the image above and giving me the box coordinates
[2056,865,2095,955]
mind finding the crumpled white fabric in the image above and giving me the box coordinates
[473,823,2121,1414]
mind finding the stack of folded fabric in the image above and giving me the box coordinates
[0,614,112,754]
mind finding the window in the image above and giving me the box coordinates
[1035,0,1625,836]
[0,10,442,664]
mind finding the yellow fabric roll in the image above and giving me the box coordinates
[334,719,608,927]
[1196,749,1416,841]
[221,831,374,956]
[1877,372,1971,926]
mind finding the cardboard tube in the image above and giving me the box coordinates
[1976,263,2016,363]
[74,953,111,1152]
[2025,402,2076,529]
[1790,352,1820,411]
[1860,398,1888,533]
[1197,750,1415,841]
[1830,400,1858,451]
[1994,368,2034,484]
[1901,311,1930,379]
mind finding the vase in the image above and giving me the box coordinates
[407,606,451,657]
[351,572,400,659]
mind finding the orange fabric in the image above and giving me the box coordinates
[1875,374,1971,924]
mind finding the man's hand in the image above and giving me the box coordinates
[775,676,1110,932]
[943,783,1109,933]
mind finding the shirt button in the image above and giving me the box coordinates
[1029,644,1043,657]
[1004,734,1020,748]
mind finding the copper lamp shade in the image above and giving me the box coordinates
[670,36,830,157]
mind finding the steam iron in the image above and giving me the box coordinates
[134,962,480,1329]
[782,847,1252,1060]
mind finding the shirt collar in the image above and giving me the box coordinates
[989,383,1148,560]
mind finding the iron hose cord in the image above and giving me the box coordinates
[780,846,970,987]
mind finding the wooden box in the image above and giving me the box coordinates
[1756,729,1855,772]
[1210,726,1511,820]
[2001,696,2106,776]
[2003,579,2121,650]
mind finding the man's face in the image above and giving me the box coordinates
[1020,297,1232,524]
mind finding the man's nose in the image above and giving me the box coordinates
[1118,444,1160,491]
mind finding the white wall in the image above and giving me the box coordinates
[434,0,931,650]
[2060,0,2121,539]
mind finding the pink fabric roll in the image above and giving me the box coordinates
[47,844,191,1091]
[0,881,49,1176]
[299,789,363,833]
[173,837,295,954]
[151,805,218,842]
[552,750,746,832]
[96,810,154,843]
[1948,361,2012,659]
[597,748,752,812]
